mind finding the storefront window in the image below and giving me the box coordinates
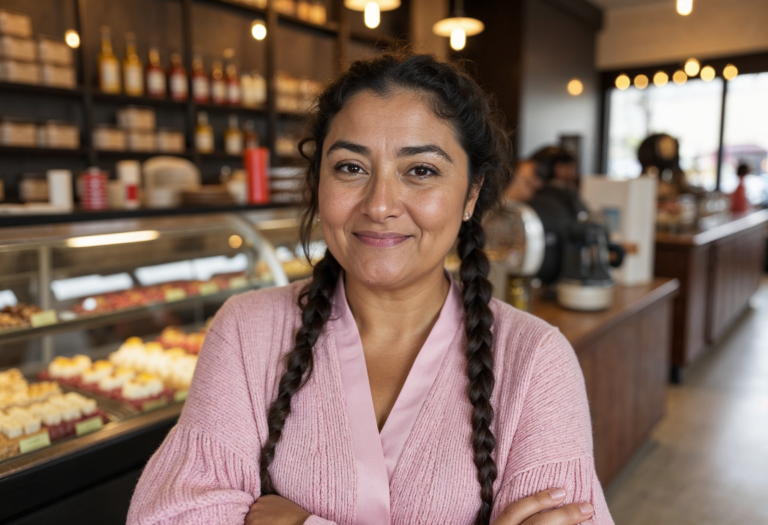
[721,72,768,204]
[607,78,724,190]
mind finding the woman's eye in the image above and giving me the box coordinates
[409,166,437,178]
[338,163,364,174]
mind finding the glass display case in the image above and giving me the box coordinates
[0,211,292,506]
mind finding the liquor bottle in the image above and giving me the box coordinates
[146,47,166,98]
[168,53,188,102]
[211,61,226,105]
[191,54,210,104]
[243,119,259,149]
[252,70,267,105]
[98,26,120,94]
[123,32,144,96]
[224,115,243,155]
[226,63,241,106]
[195,111,214,153]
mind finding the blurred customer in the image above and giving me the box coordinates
[637,133,688,204]
[504,159,541,202]
[528,146,589,285]
[731,163,750,214]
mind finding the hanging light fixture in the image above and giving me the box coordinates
[344,0,400,30]
[677,0,693,15]
[432,0,484,52]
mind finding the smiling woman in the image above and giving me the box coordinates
[127,53,614,525]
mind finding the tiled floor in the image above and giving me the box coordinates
[605,281,768,524]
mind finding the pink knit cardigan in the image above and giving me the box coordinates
[128,279,614,525]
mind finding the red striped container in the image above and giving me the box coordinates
[79,168,108,210]
[244,147,270,204]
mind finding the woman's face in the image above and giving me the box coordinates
[318,89,480,290]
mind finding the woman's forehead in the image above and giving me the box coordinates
[324,89,463,156]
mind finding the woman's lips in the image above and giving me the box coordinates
[353,231,411,248]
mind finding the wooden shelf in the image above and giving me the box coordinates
[194,102,268,116]
[199,151,243,160]
[95,149,195,160]
[0,146,88,157]
[0,82,83,98]
[91,92,188,108]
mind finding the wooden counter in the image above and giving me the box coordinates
[533,278,679,486]
[655,209,768,381]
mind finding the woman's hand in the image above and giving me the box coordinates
[493,488,594,525]
[245,495,311,525]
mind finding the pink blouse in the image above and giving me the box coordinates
[332,273,463,525]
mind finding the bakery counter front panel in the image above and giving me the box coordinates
[0,210,311,522]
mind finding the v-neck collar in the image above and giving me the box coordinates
[330,271,463,525]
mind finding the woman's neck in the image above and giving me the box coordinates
[343,265,450,348]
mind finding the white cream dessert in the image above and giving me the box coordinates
[81,360,114,385]
[122,373,164,401]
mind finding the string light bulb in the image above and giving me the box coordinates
[251,21,266,40]
[567,79,584,96]
[634,74,649,89]
[673,70,688,85]
[684,58,700,77]
[344,0,400,30]
[723,64,738,80]
[615,74,630,90]
[432,0,484,52]
[653,71,669,87]
[700,65,715,82]
[64,29,80,48]
[677,0,693,15]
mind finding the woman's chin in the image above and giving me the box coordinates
[345,260,415,289]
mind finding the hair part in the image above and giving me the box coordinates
[261,52,513,524]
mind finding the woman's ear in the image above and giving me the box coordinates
[464,176,485,217]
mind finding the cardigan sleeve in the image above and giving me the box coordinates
[127,295,337,525]
[490,329,614,525]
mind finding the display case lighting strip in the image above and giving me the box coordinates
[66,230,161,248]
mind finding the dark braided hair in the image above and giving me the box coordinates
[259,52,514,525]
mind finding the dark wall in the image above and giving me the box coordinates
[461,0,602,171]
[519,0,601,173]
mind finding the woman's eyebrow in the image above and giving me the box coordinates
[326,140,370,156]
[397,144,454,164]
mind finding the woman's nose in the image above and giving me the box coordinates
[360,169,403,223]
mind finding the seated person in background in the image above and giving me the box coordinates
[527,146,590,286]
[504,159,541,202]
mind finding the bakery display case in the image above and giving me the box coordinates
[0,211,292,523]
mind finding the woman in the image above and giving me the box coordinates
[128,54,613,525]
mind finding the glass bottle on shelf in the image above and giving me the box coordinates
[243,119,259,149]
[226,63,241,106]
[241,71,254,107]
[224,115,243,155]
[191,54,210,104]
[252,70,267,105]
[168,53,188,102]
[146,46,166,98]
[211,61,226,105]
[123,32,144,96]
[195,111,214,153]
[98,26,120,94]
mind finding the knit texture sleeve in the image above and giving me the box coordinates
[127,293,337,525]
[490,329,614,525]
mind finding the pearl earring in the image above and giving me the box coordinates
[464,212,470,221]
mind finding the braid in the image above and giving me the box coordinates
[458,212,498,525]
[259,251,341,494]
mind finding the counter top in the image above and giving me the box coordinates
[655,208,768,247]
[532,278,680,355]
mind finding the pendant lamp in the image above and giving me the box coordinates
[432,0,484,51]
[344,0,401,29]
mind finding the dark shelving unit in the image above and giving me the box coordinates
[0,0,408,209]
